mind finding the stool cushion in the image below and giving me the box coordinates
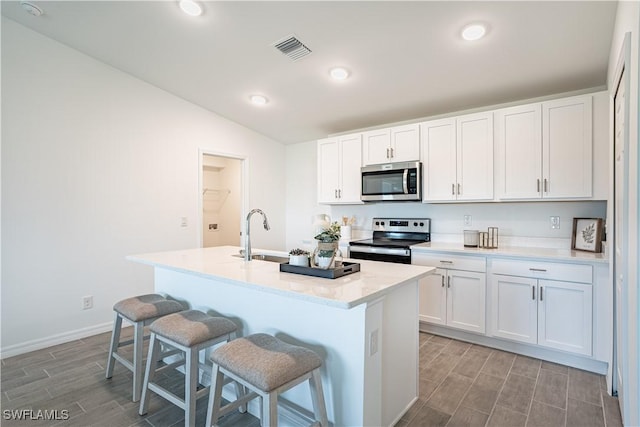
[210,333,322,392]
[150,310,237,347]
[113,294,183,322]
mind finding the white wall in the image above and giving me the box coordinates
[1,18,286,356]
[607,2,640,425]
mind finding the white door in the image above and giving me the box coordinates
[420,119,457,201]
[613,63,627,417]
[491,274,537,344]
[456,112,494,201]
[446,270,486,333]
[495,103,542,199]
[537,280,592,356]
[362,129,391,165]
[418,268,447,325]
[317,138,340,203]
[390,124,420,162]
[542,96,593,198]
[339,134,363,203]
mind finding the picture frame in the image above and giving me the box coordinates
[571,218,604,253]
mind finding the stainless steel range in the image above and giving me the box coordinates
[349,218,431,264]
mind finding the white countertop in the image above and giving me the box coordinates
[411,242,608,264]
[127,246,434,309]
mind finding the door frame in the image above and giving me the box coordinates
[198,149,250,248]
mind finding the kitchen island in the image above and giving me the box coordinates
[127,246,434,427]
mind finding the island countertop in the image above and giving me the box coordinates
[127,245,434,309]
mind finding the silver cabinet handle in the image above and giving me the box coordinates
[529,268,547,272]
[540,286,544,301]
[452,184,455,195]
[537,179,541,193]
[386,148,390,158]
[440,260,453,264]
[338,189,341,198]
[390,147,394,158]
[457,183,461,195]
[441,275,445,287]
[532,286,536,300]
[447,276,451,288]
[544,179,548,193]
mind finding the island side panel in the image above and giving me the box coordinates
[382,280,420,426]
[154,267,370,426]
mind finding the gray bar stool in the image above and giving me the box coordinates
[138,309,238,427]
[206,333,328,427]
[105,293,184,401]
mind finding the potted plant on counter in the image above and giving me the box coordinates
[311,222,342,269]
[288,248,310,267]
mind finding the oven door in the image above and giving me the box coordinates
[349,245,411,264]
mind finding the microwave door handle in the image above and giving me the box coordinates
[403,169,409,194]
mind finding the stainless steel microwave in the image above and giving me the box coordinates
[361,161,422,202]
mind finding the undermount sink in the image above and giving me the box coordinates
[232,253,289,263]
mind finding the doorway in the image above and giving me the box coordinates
[200,153,243,248]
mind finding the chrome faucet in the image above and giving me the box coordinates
[245,209,270,261]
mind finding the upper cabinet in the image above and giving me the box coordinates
[317,134,363,204]
[495,95,593,200]
[421,112,494,202]
[362,124,420,166]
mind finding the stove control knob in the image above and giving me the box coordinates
[414,222,418,226]
[381,221,385,226]
[420,222,425,227]
[375,221,380,226]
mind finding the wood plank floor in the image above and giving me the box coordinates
[1,329,623,426]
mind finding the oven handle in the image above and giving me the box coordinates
[349,246,411,256]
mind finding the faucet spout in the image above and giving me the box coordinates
[245,209,270,261]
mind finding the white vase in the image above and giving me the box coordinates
[289,255,309,267]
[317,256,334,269]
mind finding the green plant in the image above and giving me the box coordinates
[318,249,335,258]
[289,248,309,256]
[314,222,341,242]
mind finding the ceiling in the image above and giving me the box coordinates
[1,1,618,144]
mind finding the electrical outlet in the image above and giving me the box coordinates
[464,215,472,227]
[550,216,560,229]
[369,329,379,356]
[82,296,93,310]
[180,217,188,227]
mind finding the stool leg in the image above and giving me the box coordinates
[205,364,224,427]
[132,320,145,402]
[139,333,161,416]
[234,381,247,413]
[105,312,122,379]
[309,369,328,427]
[185,347,199,427]
[262,392,278,427]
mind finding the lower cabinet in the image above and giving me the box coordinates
[413,253,486,334]
[491,259,593,356]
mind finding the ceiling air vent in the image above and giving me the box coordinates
[272,35,312,61]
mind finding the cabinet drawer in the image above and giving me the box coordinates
[491,259,592,284]
[412,252,486,272]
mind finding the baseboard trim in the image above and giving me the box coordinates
[1,322,113,359]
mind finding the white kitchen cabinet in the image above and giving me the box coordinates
[317,134,363,204]
[414,253,486,334]
[491,259,593,356]
[495,95,593,200]
[420,112,494,202]
[362,124,420,166]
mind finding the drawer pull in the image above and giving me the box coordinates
[440,260,453,264]
[529,268,547,272]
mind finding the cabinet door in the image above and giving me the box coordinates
[446,270,486,333]
[495,104,543,199]
[390,124,420,162]
[491,274,538,344]
[542,95,593,198]
[456,112,494,201]
[420,119,457,201]
[362,128,391,166]
[338,134,363,203]
[317,138,340,203]
[538,279,592,356]
[418,268,447,325]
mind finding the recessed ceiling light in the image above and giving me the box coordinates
[250,95,269,106]
[179,0,202,17]
[461,23,487,41]
[329,67,350,80]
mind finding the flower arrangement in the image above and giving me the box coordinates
[313,222,341,242]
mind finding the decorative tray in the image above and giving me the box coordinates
[279,261,361,279]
